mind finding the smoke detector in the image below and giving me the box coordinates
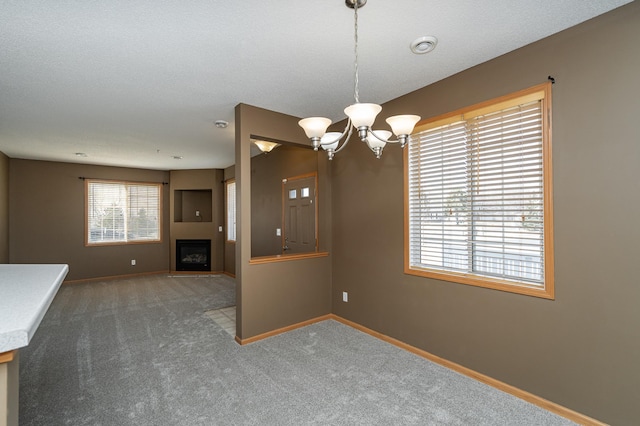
[410,36,438,54]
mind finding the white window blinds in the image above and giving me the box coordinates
[226,180,236,242]
[87,180,161,245]
[407,90,549,288]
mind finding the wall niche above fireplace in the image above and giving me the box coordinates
[174,189,212,222]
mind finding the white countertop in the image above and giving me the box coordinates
[0,264,69,353]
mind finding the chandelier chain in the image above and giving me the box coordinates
[297,0,421,160]
[353,0,359,103]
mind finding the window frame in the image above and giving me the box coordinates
[225,179,236,243]
[85,179,163,246]
[404,82,554,299]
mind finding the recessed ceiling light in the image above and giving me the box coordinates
[214,120,228,128]
[75,152,88,157]
[410,36,438,54]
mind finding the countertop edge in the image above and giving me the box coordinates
[25,264,69,343]
[0,264,69,353]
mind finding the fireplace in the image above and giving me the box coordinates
[176,239,211,271]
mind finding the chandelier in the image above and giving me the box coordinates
[298,0,421,160]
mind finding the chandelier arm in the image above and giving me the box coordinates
[366,129,403,144]
[316,119,352,148]
[333,123,355,154]
[379,138,403,144]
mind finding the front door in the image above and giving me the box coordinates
[282,174,317,254]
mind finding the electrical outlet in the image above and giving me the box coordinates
[131,259,136,266]
[195,210,200,217]
[342,291,348,302]
[276,228,281,236]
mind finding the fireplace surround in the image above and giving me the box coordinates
[176,239,211,271]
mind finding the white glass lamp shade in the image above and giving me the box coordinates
[298,117,332,139]
[344,103,382,128]
[366,130,391,149]
[320,132,341,151]
[253,140,279,153]
[385,115,421,136]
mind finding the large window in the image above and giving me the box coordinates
[405,83,554,298]
[86,180,162,245]
[226,179,236,242]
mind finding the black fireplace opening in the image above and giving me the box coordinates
[176,239,211,271]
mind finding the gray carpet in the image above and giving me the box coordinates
[19,274,575,425]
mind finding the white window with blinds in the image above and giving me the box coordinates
[86,180,162,245]
[405,83,554,299]
[226,179,236,242]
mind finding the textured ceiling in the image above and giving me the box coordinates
[0,0,632,170]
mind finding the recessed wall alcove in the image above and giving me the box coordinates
[174,189,212,222]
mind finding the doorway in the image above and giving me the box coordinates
[282,173,317,254]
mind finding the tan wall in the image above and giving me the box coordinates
[9,159,171,281]
[223,240,236,277]
[235,103,332,339]
[0,152,8,263]
[330,3,640,424]
[169,169,224,272]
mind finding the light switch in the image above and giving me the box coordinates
[276,228,281,236]
[218,226,223,232]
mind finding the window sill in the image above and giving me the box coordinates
[86,240,162,247]
[405,266,554,300]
